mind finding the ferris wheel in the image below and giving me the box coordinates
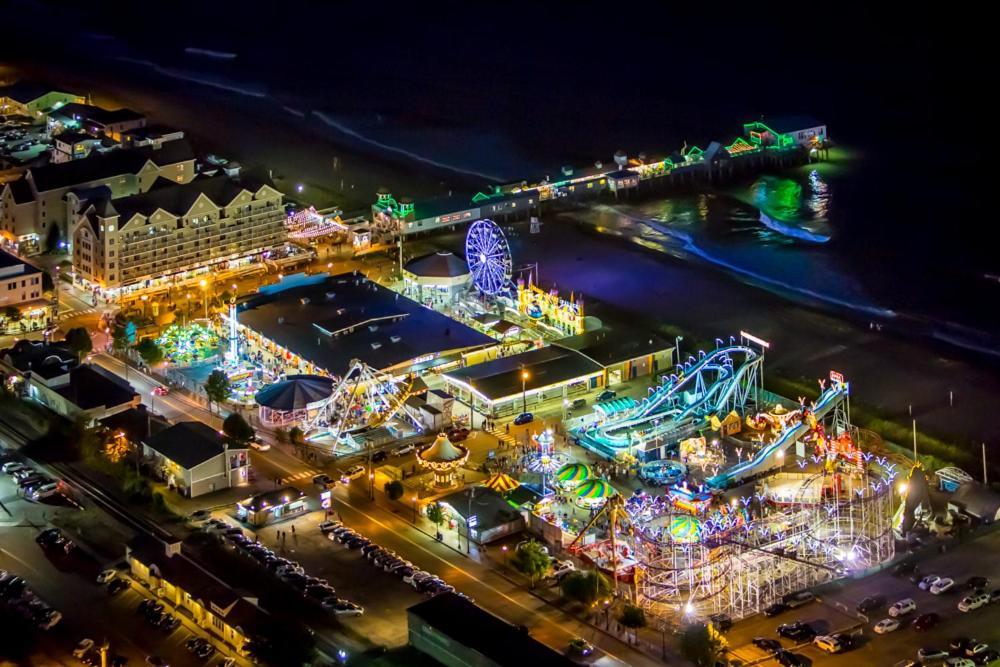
[465,219,512,295]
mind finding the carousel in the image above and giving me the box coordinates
[255,375,335,427]
[417,433,470,489]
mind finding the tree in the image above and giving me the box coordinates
[223,412,255,446]
[618,604,646,644]
[288,426,304,448]
[111,324,130,353]
[45,223,60,253]
[3,305,21,325]
[103,431,131,464]
[135,338,164,366]
[203,370,232,413]
[678,622,726,667]
[560,569,611,606]
[255,617,316,666]
[426,502,446,538]
[274,427,288,444]
[385,479,404,500]
[511,540,551,588]
[64,327,93,360]
[42,271,54,292]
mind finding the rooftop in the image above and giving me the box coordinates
[239,485,305,512]
[756,115,825,134]
[445,345,602,401]
[408,593,576,666]
[94,174,276,226]
[404,251,469,278]
[6,178,34,205]
[254,374,333,411]
[28,139,195,192]
[1,339,77,380]
[0,248,42,274]
[236,274,494,376]
[54,131,98,145]
[0,81,79,104]
[55,364,138,410]
[143,421,231,469]
[411,194,479,220]
[557,325,671,368]
[438,487,521,532]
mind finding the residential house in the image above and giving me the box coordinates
[142,421,250,498]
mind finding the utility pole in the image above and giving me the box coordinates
[912,419,918,461]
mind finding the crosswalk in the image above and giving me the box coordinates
[282,469,322,483]
[58,307,99,319]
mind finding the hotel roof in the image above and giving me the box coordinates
[28,140,195,192]
[98,174,274,224]
[236,274,494,376]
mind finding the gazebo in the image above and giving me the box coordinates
[417,432,470,488]
[555,462,592,489]
[255,374,334,427]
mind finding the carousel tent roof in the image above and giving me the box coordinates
[669,515,702,542]
[573,478,616,499]
[404,251,469,278]
[482,472,520,493]
[419,433,467,464]
[254,374,334,411]
[556,462,592,484]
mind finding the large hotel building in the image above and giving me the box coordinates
[71,174,285,293]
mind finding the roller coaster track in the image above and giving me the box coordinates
[577,345,762,453]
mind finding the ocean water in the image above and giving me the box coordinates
[4,0,998,356]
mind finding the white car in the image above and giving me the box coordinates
[965,643,990,657]
[37,609,62,630]
[874,618,901,634]
[249,439,271,451]
[930,578,955,595]
[331,601,364,616]
[550,560,576,579]
[96,570,117,585]
[958,593,989,612]
[404,571,428,585]
[391,443,415,456]
[946,659,975,667]
[73,638,95,658]
[918,648,951,662]
[888,598,917,617]
[2,462,25,474]
[342,465,365,481]
[919,575,941,591]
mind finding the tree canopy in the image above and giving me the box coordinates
[559,569,611,606]
[511,540,551,587]
[203,370,232,411]
[64,327,93,360]
[135,338,164,365]
[222,412,255,446]
[385,479,405,500]
[678,622,726,667]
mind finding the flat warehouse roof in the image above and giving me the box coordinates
[237,274,494,376]
[445,345,602,401]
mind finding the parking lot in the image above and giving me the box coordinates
[726,529,1000,665]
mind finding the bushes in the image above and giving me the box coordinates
[384,480,404,500]
[559,569,611,606]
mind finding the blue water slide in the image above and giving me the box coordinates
[705,383,847,489]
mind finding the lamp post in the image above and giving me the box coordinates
[521,367,529,414]
[501,544,508,567]
[674,335,683,367]
[412,495,418,523]
[199,279,209,319]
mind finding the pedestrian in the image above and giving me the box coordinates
[506,423,510,434]
[291,524,296,535]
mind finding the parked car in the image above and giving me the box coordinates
[597,389,617,402]
[965,576,989,590]
[774,649,805,667]
[752,637,782,652]
[391,443,415,456]
[777,621,815,641]
[107,579,129,596]
[550,559,576,579]
[889,598,917,617]
[74,638,95,658]
[874,618,901,634]
[318,521,341,533]
[918,647,951,662]
[331,600,364,616]
[814,635,845,654]
[894,560,918,577]
[965,643,991,658]
[783,591,815,608]
[513,412,534,426]
[946,659,975,667]
[932,578,956,595]
[763,602,788,617]
[913,613,941,631]
[2,461,26,474]
[958,593,990,612]
[857,595,886,613]
[371,450,388,463]
[919,575,942,591]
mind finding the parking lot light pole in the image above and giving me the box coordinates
[521,368,529,414]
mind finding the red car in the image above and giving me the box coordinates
[152,386,169,396]
[447,427,470,442]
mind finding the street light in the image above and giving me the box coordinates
[199,279,209,319]
[412,495,418,523]
[501,544,508,567]
[521,367,529,414]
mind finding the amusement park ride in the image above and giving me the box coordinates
[564,336,897,627]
